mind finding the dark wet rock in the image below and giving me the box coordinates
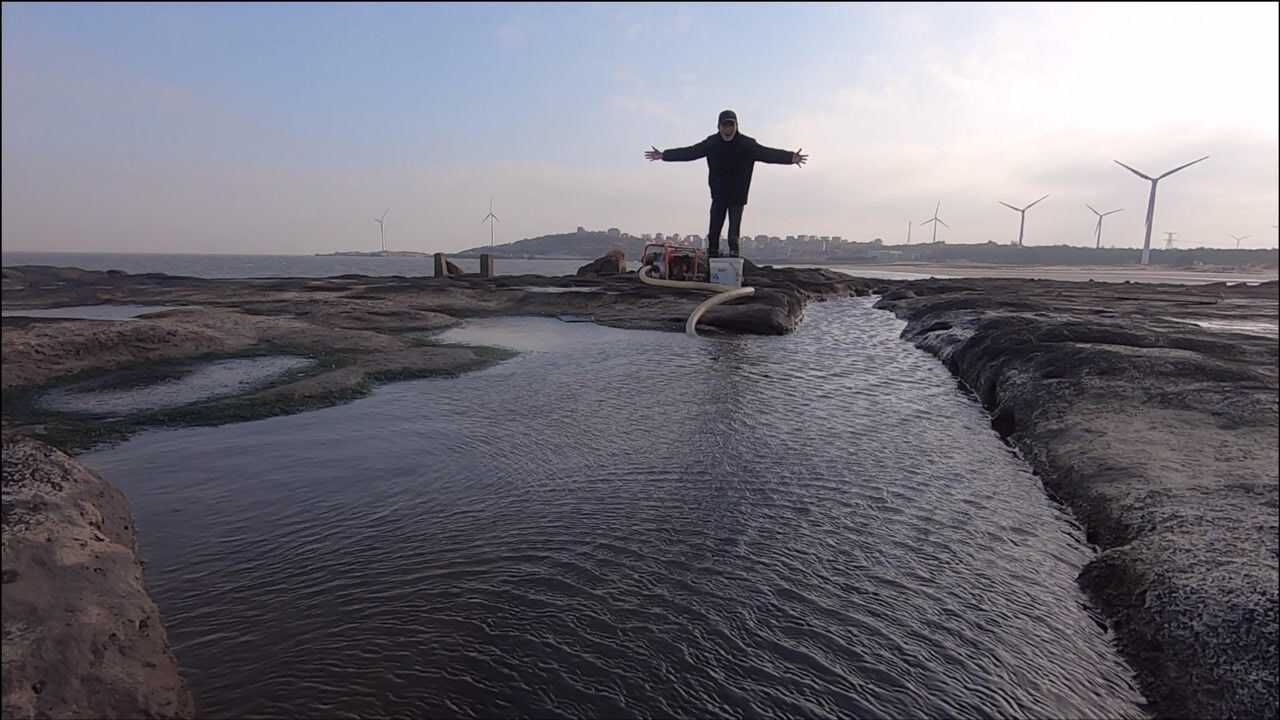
[876,277,1279,720]
[1,434,194,719]
[576,251,626,277]
[446,260,462,276]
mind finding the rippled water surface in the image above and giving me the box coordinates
[83,299,1147,719]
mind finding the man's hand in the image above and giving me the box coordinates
[793,148,808,166]
[645,145,663,161]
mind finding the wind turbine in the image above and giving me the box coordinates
[920,201,949,244]
[998,194,1050,247]
[481,197,499,247]
[905,220,912,245]
[373,209,390,253]
[1114,155,1209,265]
[1087,204,1124,249]
[1229,233,1250,249]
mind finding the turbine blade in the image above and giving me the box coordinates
[935,201,941,215]
[1114,160,1153,181]
[1104,208,1124,216]
[492,214,500,222]
[999,201,1020,212]
[1026,194,1050,209]
[937,219,950,229]
[1086,203,1100,215]
[1158,155,1209,179]
[920,218,934,226]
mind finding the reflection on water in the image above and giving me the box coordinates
[39,356,314,415]
[1173,317,1279,338]
[0,304,189,321]
[84,299,1146,719]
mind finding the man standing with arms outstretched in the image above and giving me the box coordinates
[645,110,807,258]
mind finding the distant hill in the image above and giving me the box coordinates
[316,250,432,257]
[457,231,647,259]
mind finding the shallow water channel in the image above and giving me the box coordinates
[82,298,1148,718]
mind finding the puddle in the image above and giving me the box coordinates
[38,356,315,416]
[1,304,191,321]
[1172,318,1279,338]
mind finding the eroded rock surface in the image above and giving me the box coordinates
[877,278,1279,720]
[2,434,194,719]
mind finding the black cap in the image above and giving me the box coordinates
[718,109,737,124]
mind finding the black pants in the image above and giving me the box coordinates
[708,200,744,257]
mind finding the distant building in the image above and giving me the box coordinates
[577,226,587,234]
[607,227,621,237]
[642,233,652,241]
[654,233,665,242]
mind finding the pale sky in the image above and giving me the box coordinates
[3,2,1277,254]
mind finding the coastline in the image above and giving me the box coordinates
[3,264,1277,717]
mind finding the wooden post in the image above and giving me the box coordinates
[433,253,447,278]
[480,254,494,278]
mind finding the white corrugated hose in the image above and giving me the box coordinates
[637,265,757,336]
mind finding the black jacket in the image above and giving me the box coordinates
[661,133,794,206]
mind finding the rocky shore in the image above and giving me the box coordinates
[2,263,873,447]
[1,261,872,717]
[3,263,1276,718]
[876,278,1278,719]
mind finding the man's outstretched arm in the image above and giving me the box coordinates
[755,142,808,166]
[645,138,709,162]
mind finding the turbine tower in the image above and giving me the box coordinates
[1229,233,1250,249]
[1114,155,1209,265]
[920,201,949,244]
[905,220,912,245]
[998,194,1050,247]
[1086,204,1124,249]
[373,208,390,253]
[481,197,499,247]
